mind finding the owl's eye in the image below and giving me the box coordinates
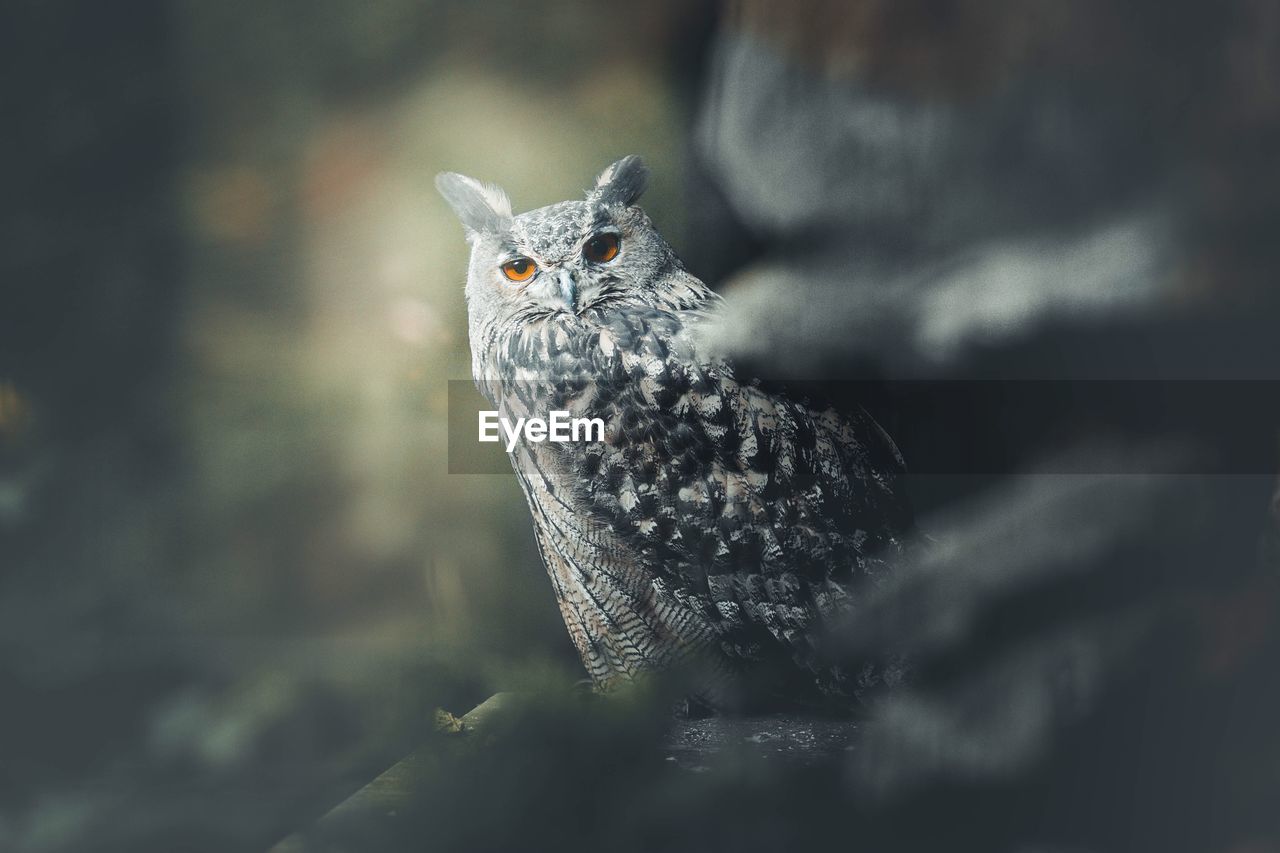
[583,233,620,263]
[500,257,537,282]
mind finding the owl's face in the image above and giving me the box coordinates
[437,157,677,331]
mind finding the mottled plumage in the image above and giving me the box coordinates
[437,157,911,707]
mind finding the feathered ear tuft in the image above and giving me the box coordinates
[435,172,513,238]
[590,155,649,207]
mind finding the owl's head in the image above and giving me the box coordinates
[436,156,679,328]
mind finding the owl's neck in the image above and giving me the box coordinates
[470,270,722,402]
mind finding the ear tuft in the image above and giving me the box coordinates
[590,155,649,207]
[435,172,513,237]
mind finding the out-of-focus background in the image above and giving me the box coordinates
[2,2,709,848]
[3,1,1279,851]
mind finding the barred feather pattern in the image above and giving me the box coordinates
[473,267,911,705]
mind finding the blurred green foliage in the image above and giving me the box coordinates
[1,1,702,849]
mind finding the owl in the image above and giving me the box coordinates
[437,156,912,709]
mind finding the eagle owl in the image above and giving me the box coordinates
[437,157,911,708]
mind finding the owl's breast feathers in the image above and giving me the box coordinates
[484,290,912,701]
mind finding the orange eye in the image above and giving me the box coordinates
[583,233,620,263]
[500,257,537,282]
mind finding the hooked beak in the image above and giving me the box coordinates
[556,269,578,311]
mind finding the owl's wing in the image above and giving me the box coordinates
[511,438,724,688]
[566,309,913,693]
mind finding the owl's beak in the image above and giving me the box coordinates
[556,269,578,311]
